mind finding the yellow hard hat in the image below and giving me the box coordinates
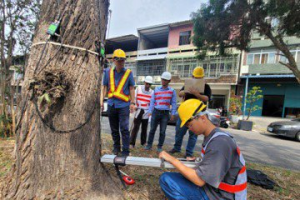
[178,99,207,127]
[192,66,204,78]
[112,49,126,59]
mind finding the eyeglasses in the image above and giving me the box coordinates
[186,118,197,128]
[114,57,126,61]
[185,115,200,128]
[185,119,192,128]
[145,83,152,86]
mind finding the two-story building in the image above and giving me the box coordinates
[167,20,240,109]
[239,35,300,118]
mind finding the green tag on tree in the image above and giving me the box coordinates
[47,22,59,35]
[100,48,105,57]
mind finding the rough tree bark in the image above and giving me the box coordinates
[2,0,124,199]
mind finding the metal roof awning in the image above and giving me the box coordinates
[169,20,192,28]
[241,74,295,79]
[106,34,139,54]
[138,23,169,32]
[167,54,196,59]
[136,55,167,61]
[106,34,138,43]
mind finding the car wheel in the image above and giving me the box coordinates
[296,132,300,142]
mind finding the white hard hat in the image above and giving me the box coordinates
[144,76,153,84]
[161,71,172,81]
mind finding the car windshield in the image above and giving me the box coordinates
[291,118,300,122]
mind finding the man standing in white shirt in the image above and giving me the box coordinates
[129,76,154,148]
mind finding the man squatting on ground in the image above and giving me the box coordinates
[145,71,177,152]
[168,66,211,161]
[101,49,135,157]
[159,99,247,200]
[129,76,154,148]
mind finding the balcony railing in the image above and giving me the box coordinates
[171,68,238,79]
[247,63,297,75]
[137,47,168,61]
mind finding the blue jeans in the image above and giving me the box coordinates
[147,109,170,148]
[107,105,130,155]
[160,172,209,200]
[173,118,198,157]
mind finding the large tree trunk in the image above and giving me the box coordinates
[2,0,123,199]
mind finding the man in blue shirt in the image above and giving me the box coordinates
[168,66,211,161]
[145,71,177,152]
[101,49,135,156]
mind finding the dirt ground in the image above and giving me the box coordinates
[1,136,299,200]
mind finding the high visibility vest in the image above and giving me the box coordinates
[108,67,131,102]
[154,87,174,107]
[201,132,247,200]
[136,86,152,110]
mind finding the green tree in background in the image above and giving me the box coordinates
[191,0,300,83]
[246,86,263,120]
[0,0,41,137]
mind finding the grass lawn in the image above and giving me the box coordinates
[1,135,299,200]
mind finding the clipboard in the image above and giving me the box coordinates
[184,79,205,93]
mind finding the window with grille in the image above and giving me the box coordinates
[125,62,137,77]
[169,55,238,78]
[137,60,166,76]
[179,31,191,45]
[184,65,190,77]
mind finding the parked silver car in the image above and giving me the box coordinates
[267,118,300,142]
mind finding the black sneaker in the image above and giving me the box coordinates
[168,149,180,154]
[113,148,120,155]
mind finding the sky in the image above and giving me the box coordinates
[107,0,208,38]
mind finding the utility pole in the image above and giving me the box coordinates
[107,9,112,38]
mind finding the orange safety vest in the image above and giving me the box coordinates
[136,86,152,109]
[201,132,247,200]
[107,67,132,102]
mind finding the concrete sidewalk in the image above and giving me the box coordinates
[248,116,291,132]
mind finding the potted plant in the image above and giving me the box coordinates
[229,95,242,124]
[238,86,263,131]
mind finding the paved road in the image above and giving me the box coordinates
[101,116,300,171]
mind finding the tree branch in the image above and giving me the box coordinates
[278,61,293,70]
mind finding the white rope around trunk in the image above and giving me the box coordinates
[31,41,99,56]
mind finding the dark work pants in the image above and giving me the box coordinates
[147,108,170,148]
[130,109,149,146]
[173,118,198,157]
[107,105,130,155]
